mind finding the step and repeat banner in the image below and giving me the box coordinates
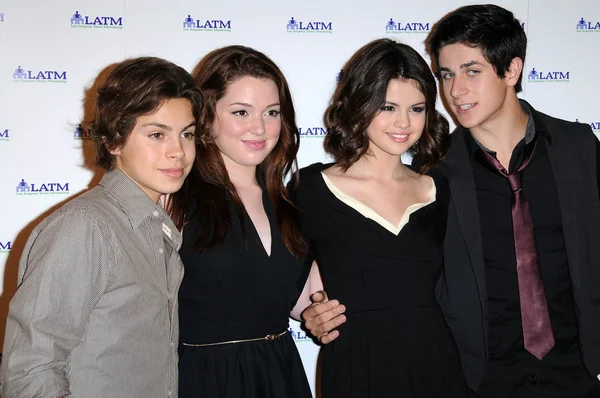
[1,0,599,394]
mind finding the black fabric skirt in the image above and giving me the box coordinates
[178,332,312,398]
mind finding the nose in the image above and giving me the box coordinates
[394,111,410,130]
[449,75,467,99]
[249,116,266,136]
[167,137,184,159]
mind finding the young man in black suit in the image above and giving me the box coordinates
[302,4,600,397]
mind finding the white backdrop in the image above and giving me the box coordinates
[1,0,599,395]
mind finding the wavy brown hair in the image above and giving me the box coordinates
[324,38,449,172]
[167,45,306,257]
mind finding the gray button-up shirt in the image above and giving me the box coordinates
[1,169,183,397]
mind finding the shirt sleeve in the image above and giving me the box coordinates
[1,208,113,398]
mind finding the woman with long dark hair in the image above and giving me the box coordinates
[167,45,312,398]
[292,38,467,397]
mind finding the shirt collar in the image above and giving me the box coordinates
[99,169,181,246]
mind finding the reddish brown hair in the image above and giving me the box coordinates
[167,45,306,258]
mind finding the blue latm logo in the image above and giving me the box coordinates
[183,14,231,32]
[527,68,570,83]
[385,17,430,34]
[0,12,4,22]
[74,124,92,140]
[336,69,342,82]
[299,126,329,138]
[576,18,600,32]
[288,326,311,342]
[16,179,70,196]
[0,241,11,253]
[71,11,123,29]
[286,17,332,33]
[0,128,8,142]
[13,65,67,83]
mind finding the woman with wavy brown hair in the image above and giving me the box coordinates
[291,38,467,397]
[167,45,312,397]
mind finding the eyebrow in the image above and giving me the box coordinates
[141,121,196,132]
[385,101,426,107]
[228,102,281,108]
[439,60,482,72]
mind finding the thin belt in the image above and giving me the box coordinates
[181,330,288,347]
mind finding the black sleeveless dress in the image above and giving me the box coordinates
[178,189,312,398]
[291,162,467,398]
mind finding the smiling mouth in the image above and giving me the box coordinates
[458,103,475,110]
[242,140,266,149]
[387,133,409,142]
[160,168,185,178]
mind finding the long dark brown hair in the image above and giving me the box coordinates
[324,38,450,172]
[167,45,306,258]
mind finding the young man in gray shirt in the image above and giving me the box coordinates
[1,57,202,397]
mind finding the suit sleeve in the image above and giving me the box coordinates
[1,209,113,398]
[595,135,600,200]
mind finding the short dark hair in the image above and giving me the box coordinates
[324,38,450,172]
[426,4,527,92]
[92,57,203,170]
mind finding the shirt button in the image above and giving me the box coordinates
[168,390,172,396]
[530,373,537,380]
[158,248,164,255]
[152,210,160,218]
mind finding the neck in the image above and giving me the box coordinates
[348,147,410,180]
[470,96,529,158]
[222,155,258,189]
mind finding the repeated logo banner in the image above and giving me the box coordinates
[70,10,124,29]
[576,17,600,32]
[0,128,8,142]
[289,325,312,343]
[183,14,232,32]
[384,17,430,34]
[16,179,70,196]
[13,66,67,83]
[73,124,92,141]
[0,241,10,253]
[299,126,329,139]
[286,17,332,33]
[527,68,570,83]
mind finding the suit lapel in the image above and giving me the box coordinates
[536,112,584,293]
[446,129,488,301]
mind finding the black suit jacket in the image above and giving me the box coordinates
[437,102,600,390]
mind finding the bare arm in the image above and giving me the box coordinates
[290,261,347,344]
[290,261,323,320]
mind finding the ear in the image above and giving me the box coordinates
[504,57,523,88]
[103,136,121,156]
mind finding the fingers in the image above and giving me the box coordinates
[310,290,328,304]
[303,298,341,321]
[302,300,346,340]
[318,330,340,344]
